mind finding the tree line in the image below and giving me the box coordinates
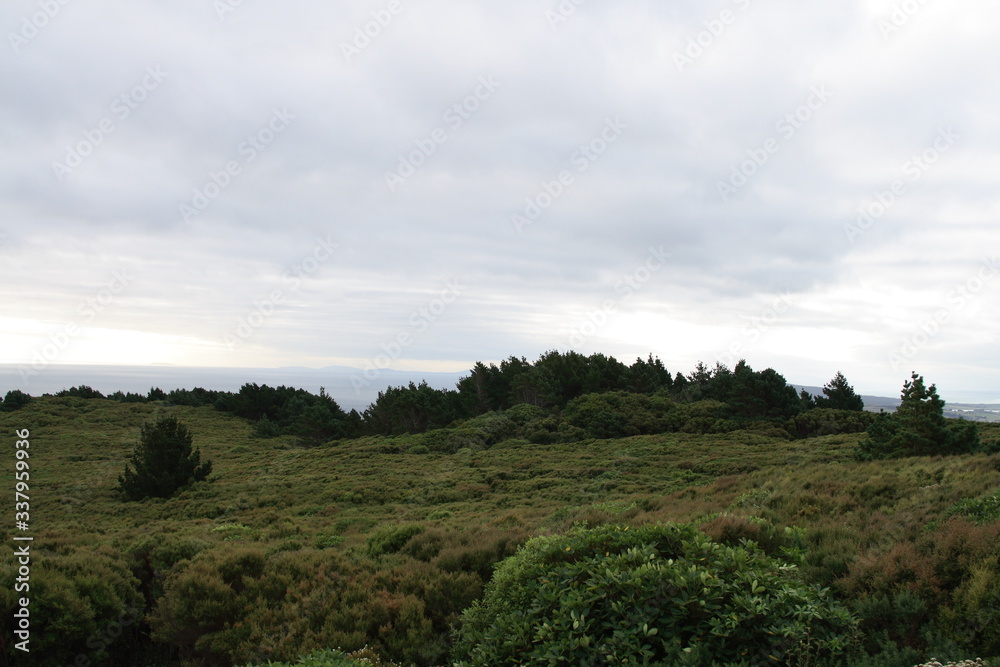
[5,351,864,440]
[6,351,984,461]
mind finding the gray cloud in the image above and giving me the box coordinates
[1,0,997,402]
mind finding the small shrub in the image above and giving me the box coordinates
[366,523,425,557]
[948,491,1000,525]
[242,647,402,666]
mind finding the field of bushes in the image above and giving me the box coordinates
[1,387,999,665]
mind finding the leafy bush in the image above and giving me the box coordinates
[948,492,1000,525]
[152,546,481,666]
[244,647,401,666]
[564,391,674,439]
[0,546,144,666]
[366,523,425,557]
[787,408,875,440]
[452,522,858,666]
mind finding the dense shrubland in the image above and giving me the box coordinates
[2,355,997,666]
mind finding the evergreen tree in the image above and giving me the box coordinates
[118,417,213,500]
[1,389,32,412]
[856,372,979,459]
[815,371,864,411]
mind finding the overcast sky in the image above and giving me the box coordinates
[1,0,997,402]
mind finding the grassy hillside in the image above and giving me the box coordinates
[2,397,999,665]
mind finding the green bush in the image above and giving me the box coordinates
[452,522,859,666]
[0,546,144,666]
[787,408,875,440]
[366,523,426,557]
[243,646,401,666]
[948,491,1000,525]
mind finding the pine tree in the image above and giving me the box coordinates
[815,371,864,411]
[118,417,213,500]
[856,372,979,459]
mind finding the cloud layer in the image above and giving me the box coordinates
[1,0,997,402]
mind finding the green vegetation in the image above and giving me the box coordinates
[857,373,982,460]
[1,388,32,411]
[1,360,997,666]
[453,522,858,665]
[118,415,213,500]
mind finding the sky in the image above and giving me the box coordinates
[1,0,998,403]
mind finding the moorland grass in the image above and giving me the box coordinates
[1,398,998,665]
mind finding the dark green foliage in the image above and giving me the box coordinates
[214,384,356,443]
[167,386,224,406]
[787,408,876,439]
[118,416,213,500]
[726,361,804,421]
[56,384,105,399]
[814,371,865,411]
[148,386,168,401]
[0,546,145,666]
[564,391,677,438]
[151,546,484,666]
[857,373,980,460]
[452,523,858,666]
[243,647,401,666]
[363,381,461,435]
[366,523,426,557]
[109,390,149,403]
[1,388,32,411]
[455,350,672,415]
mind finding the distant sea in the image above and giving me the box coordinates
[0,364,467,413]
